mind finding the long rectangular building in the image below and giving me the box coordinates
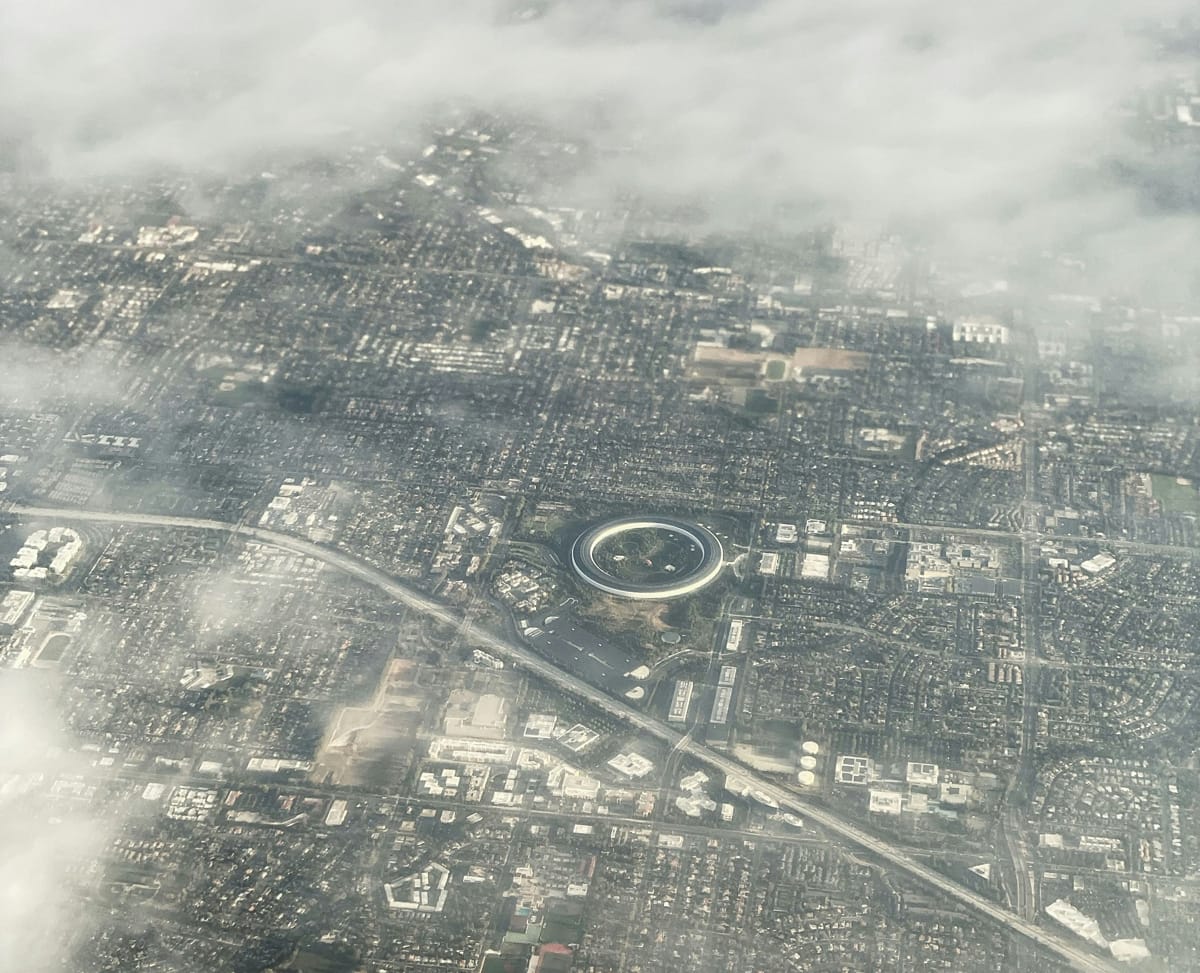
[710,686,734,726]
[668,680,694,723]
[724,618,745,653]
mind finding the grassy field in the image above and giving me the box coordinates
[593,526,703,585]
[1152,474,1200,516]
[764,358,788,380]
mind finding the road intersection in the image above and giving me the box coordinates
[5,502,1122,973]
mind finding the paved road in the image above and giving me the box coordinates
[5,502,1122,973]
[850,514,1200,560]
[1006,423,1042,922]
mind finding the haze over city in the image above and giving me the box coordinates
[1,4,1199,973]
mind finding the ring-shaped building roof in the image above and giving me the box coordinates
[569,516,724,600]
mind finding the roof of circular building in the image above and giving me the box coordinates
[569,516,724,600]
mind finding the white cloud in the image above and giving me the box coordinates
[0,340,127,407]
[0,4,1185,197]
[0,2,1194,294]
[0,670,107,973]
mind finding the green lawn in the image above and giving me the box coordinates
[764,358,788,381]
[593,528,702,584]
[1152,474,1200,516]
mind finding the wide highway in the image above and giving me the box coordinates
[5,502,1121,973]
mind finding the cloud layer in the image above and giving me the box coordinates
[0,670,107,973]
[0,2,1194,275]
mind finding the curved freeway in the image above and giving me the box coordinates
[5,502,1120,973]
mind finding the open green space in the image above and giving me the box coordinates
[764,358,788,381]
[285,942,360,973]
[591,526,704,585]
[1152,474,1200,515]
[37,633,71,663]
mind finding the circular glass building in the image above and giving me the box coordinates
[569,516,724,600]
